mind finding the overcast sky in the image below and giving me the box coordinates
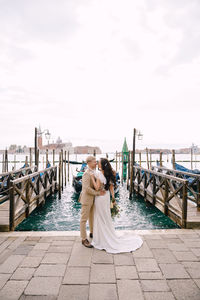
[0,0,200,152]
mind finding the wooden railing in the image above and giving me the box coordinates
[9,166,57,231]
[151,165,200,208]
[0,166,38,202]
[133,165,188,228]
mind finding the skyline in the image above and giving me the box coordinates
[1,0,200,152]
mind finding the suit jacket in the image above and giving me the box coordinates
[79,169,101,205]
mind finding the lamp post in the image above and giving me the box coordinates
[129,128,143,198]
[34,127,51,168]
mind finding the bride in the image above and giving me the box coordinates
[90,158,143,253]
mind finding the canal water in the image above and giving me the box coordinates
[15,183,179,231]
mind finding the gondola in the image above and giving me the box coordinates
[72,163,120,194]
[64,158,114,165]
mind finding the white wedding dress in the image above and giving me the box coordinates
[91,171,143,253]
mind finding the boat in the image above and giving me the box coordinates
[72,163,120,194]
[64,158,114,165]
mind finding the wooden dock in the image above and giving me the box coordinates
[131,165,200,228]
[0,166,57,231]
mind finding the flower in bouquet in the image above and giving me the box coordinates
[110,197,121,218]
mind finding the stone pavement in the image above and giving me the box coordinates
[0,229,199,300]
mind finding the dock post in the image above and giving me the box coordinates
[197,178,200,211]
[144,172,147,201]
[93,149,96,157]
[58,152,61,199]
[121,151,124,184]
[160,152,163,167]
[152,175,156,205]
[35,127,38,167]
[172,150,175,169]
[30,148,32,166]
[46,149,48,168]
[25,179,30,217]
[191,147,193,170]
[164,178,169,215]
[137,168,140,195]
[182,181,188,228]
[53,149,55,166]
[37,149,40,169]
[14,154,16,171]
[116,151,118,171]
[150,149,152,169]
[146,148,149,169]
[127,151,130,189]
[129,128,136,198]
[64,150,67,186]
[139,152,142,167]
[5,149,8,172]
[61,149,63,191]
[9,181,15,231]
[67,150,70,182]
[25,156,28,167]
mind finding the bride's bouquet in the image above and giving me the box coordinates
[110,197,121,218]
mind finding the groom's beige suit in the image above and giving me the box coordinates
[79,169,101,240]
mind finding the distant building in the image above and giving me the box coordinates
[37,134,74,154]
[74,146,101,154]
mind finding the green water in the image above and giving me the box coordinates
[15,184,179,231]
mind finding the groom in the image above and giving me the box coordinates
[79,156,105,248]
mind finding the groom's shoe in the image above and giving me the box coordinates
[89,233,93,238]
[82,239,93,248]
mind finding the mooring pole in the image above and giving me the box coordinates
[129,128,136,198]
[34,127,38,167]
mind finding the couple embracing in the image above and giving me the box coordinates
[79,156,143,253]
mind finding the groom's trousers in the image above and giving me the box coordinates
[80,202,94,240]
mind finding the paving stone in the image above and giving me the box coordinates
[41,252,70,264]
[0,273,11,289]
[92,249,113,264]
[63,266,90,284]
[0,254,25,273]
[53,236,76,241]
[27,249,46,257]
[25,276,62,296]
[167,279,200,300]
[152,249,177,263]
[8,237,26,250]
[34,264,66,277]
[90,264,116,283]
[13,245,34,255]
[182,262,200,278]
[47,246,72,253]
[39,237,54,243]
[159,263,190,279]
[179,233,199,240]
[167,243,189,252]
[164,238,183,244]
[182,240,200,248]
[135,258,160,272]
[89,283,117,300]
[115,265,138,279]
[144,292,175,300]
[161,234,179,239]
[117,280,144,300]
[33,243,50,250]
[25,237,41,241]
[191,248,200,257]
[193,279,200,289]
[173,251,198,261]
[146,240,167,249]
[132,241,153,258]
[68,242,93,266]
[11,267,35,280]
[139,272,163,279]
[51,240,74,246]
[58,285,89,300]
[20,296,56,300]
[143,235,162,240]
[0,279,28,299]
[113,253,134,265]
[141,280,170,292]
[20,256,42,268]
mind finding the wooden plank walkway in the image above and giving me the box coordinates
[132,165,200,229]
[0,166,57,231]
